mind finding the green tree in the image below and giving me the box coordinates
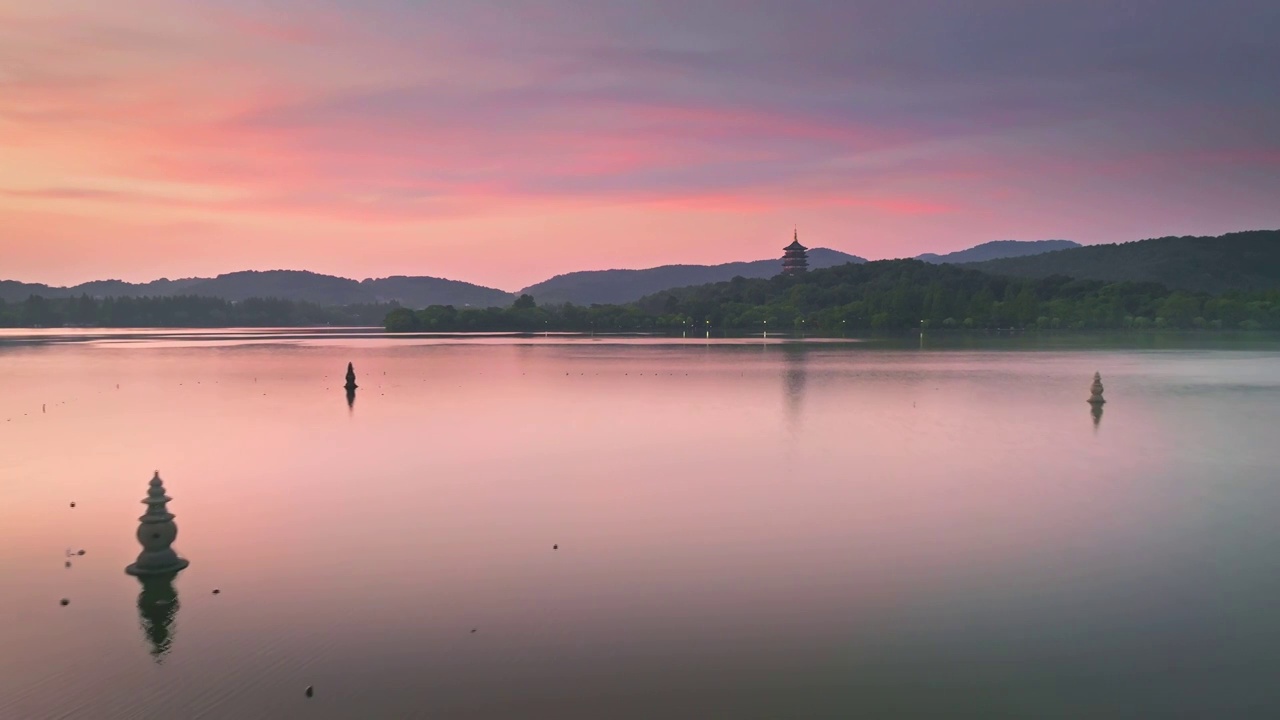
[384,308,419,332]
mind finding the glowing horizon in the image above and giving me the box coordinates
[3,1,1278,289]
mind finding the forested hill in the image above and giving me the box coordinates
[0,270,514,308]
[967,230,1280,293]
[518,248,865,306]
[916,239,1079,264]
[637,257,1279,331]
[382,258,1279,333]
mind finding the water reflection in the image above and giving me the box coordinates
[135,573,180,662]
[5,334,1279,717]
[782,344,808,434]
[1091,402,1104,431]
[346,385,357,413]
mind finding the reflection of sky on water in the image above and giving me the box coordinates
[1,331,1278,717]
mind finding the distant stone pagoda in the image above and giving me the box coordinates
[782,229,809,276]
[125,472,189,577]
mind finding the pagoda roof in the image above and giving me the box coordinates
[785,239,807,251]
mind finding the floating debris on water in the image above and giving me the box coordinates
[60,598,69,606]
[305,686,314,698]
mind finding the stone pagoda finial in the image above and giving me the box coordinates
[344,362,358,390]
[125,472,189,576]
[1088,372,1106,405]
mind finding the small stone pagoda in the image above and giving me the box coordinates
[125,472,190,576]
[344,362,358,390]
[1088,372,1106,405]
[782,229,809,276]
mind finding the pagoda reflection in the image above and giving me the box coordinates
[782,344,808,435]
[136,572,180,662]
[1091,402,1104,431]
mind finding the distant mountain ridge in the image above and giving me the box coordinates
[915,239,1080,264]
[967,230,1280,293]
[5,232,1274,308]
[0,238,1043,309]
[519,248,866,306]
[0,270,515,308]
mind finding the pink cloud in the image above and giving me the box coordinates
[208,10,332,45]
[1,0,1277,286]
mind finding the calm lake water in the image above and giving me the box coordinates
[2,329,1279,719]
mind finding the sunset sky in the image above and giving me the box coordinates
[2,0,1277,290]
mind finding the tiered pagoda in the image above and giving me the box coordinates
[125,472,189,576]
[782,230,809,276]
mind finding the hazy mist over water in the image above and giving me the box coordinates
[2,330,1279,719]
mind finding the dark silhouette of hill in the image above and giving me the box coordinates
[916,239,1079,264]
[186,271,371,304]
[361,275,514,308]
[0,277,208,301]
[5,230,1275,309]
[385,256,1278,333]
[0,280,57,301]
[519,247,865,306]
[0,270,514,307]
[968,230,1280,293]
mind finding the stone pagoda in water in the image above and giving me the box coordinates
[782,229,809,276]
[125,472,190,576]
[344,362,358,390]
[1088,372,1106,405]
